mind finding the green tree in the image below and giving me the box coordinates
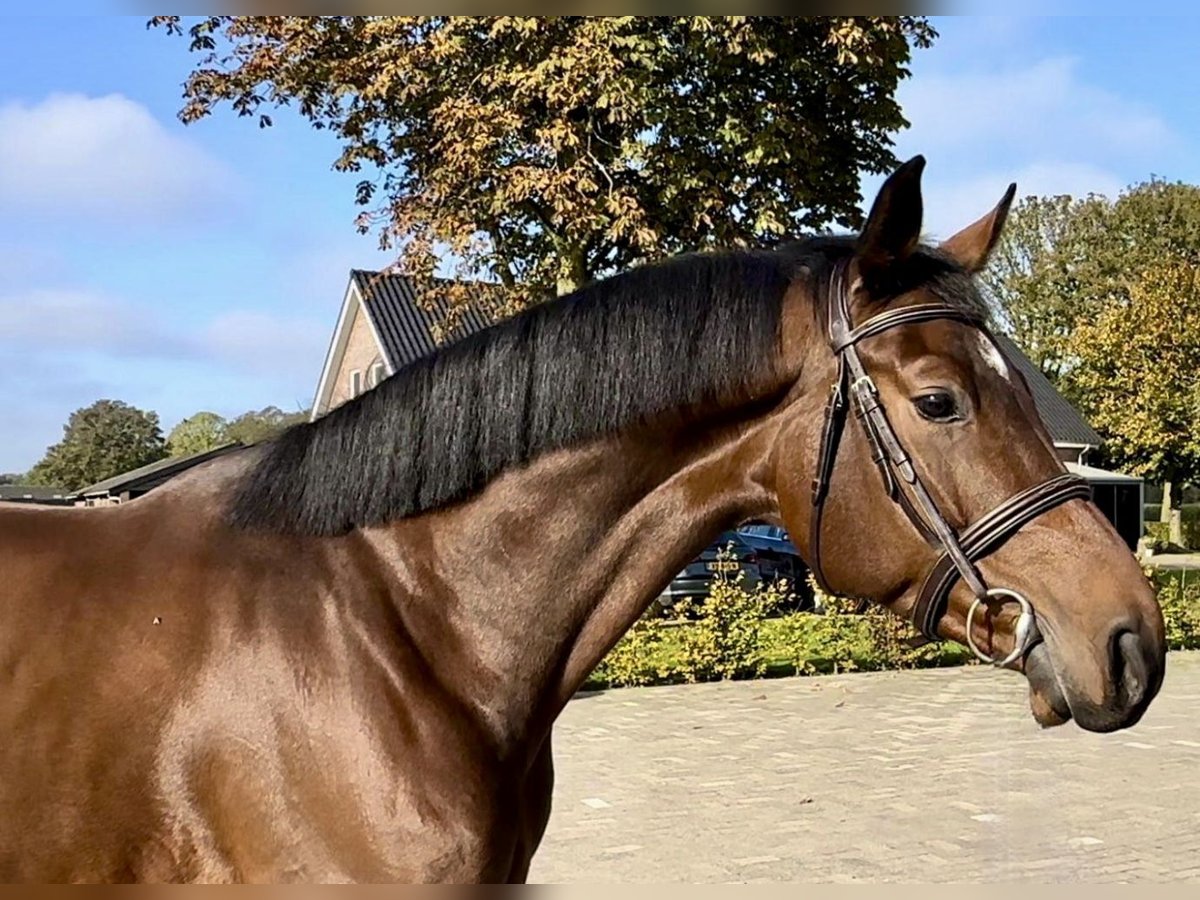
[27,400,167,492]
[979,193,1110,381]
[0,473,23,485]
[982,178,1200,383]
[1070,261,1200,524]
[167,411,228,457]
[152,15,935,301]
[223,406,308,446]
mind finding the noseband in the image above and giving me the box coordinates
[808,263,1093,666]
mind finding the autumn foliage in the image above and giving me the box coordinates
[151,16,935,304]
[1069,262,1200,491]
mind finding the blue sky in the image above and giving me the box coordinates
[2,15,1199,473]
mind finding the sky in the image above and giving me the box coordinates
[2,15,1200,473]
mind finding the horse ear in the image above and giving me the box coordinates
[939,183,1017,274]
[855,155,926,282]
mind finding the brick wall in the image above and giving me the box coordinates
[327,300,389,412]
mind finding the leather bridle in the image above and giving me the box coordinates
[808,262,1094,666]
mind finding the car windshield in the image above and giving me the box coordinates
[740,524,787,539]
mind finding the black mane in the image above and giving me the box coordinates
[231,239,972,536]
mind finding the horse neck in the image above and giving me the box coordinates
[371,393,804,761]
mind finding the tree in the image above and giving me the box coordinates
[223,406,308,446]
[151,16,936,302]
[0,473,23,485]
[981,178,1200,384]
[979,193,1110,382]
[27,400,167,492]
[1070,261,1200,526]
[167,411,228,457]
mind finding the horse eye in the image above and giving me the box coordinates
[913,391,959,422]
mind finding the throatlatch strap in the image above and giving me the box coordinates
[808,359,849,594]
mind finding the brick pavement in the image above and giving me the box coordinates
[528,651,1200,883]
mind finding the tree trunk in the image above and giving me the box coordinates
[1169,508,1185,548]
[1161,481,1174,522]
[556,247,587,296]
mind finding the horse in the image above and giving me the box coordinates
[0,157,1165,883]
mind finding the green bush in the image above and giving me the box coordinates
[590,563,790,687]
[586,568,1200,691]
[1182,506,1200,548]
[672,572,786,681]
[1155,571,1200,650]
[589,613,671,688]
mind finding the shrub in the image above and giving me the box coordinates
[587,567,1200,691]
[1155,571,1200,650]
[589,613,671,688]
[671,571,786,681]
[1183,506,1200,548]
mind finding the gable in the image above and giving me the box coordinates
[351,270,497,371]
[993,333,1102,447]
[310,280,391,420]
[311,269,1103,452]
[326,299,389,413]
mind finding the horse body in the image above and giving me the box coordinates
[0,410,780,881]
[0,159,1166,882]
[0,466,505,881]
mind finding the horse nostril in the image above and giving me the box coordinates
[1112,629,1149,710]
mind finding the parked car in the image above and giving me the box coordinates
[654,530,761,612]
[736,522,804,587]
[736,521,813,611]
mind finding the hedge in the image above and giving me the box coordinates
[584,568,1200,691]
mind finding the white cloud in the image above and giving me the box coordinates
[0,286,330,470]
[0,288,186,357]
[0,93,233,225]
[919,161,1126,242]
[0,286,326,386]
[896,57,1173,163]
[858,53,1178,240]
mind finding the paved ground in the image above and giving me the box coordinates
[529,651,1200,883]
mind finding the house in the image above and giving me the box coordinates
[310,270,497,420]
[311,269,1144,548]
[73,443,244,507]
[988,333,1142,548]
[990,333,1102,466]
[0,484,73,506]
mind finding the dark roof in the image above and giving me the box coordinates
[994,333,1102,447]
[0,484,71,502]
[351,270,499,370]
[76,443,244,498]
[351,269,1101,449]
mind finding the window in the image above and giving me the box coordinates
[349,369,363,396]
[369,362,386,388]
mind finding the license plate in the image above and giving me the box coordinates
[707,561,740,572]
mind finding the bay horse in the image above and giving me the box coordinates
[0,157,1165,882]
